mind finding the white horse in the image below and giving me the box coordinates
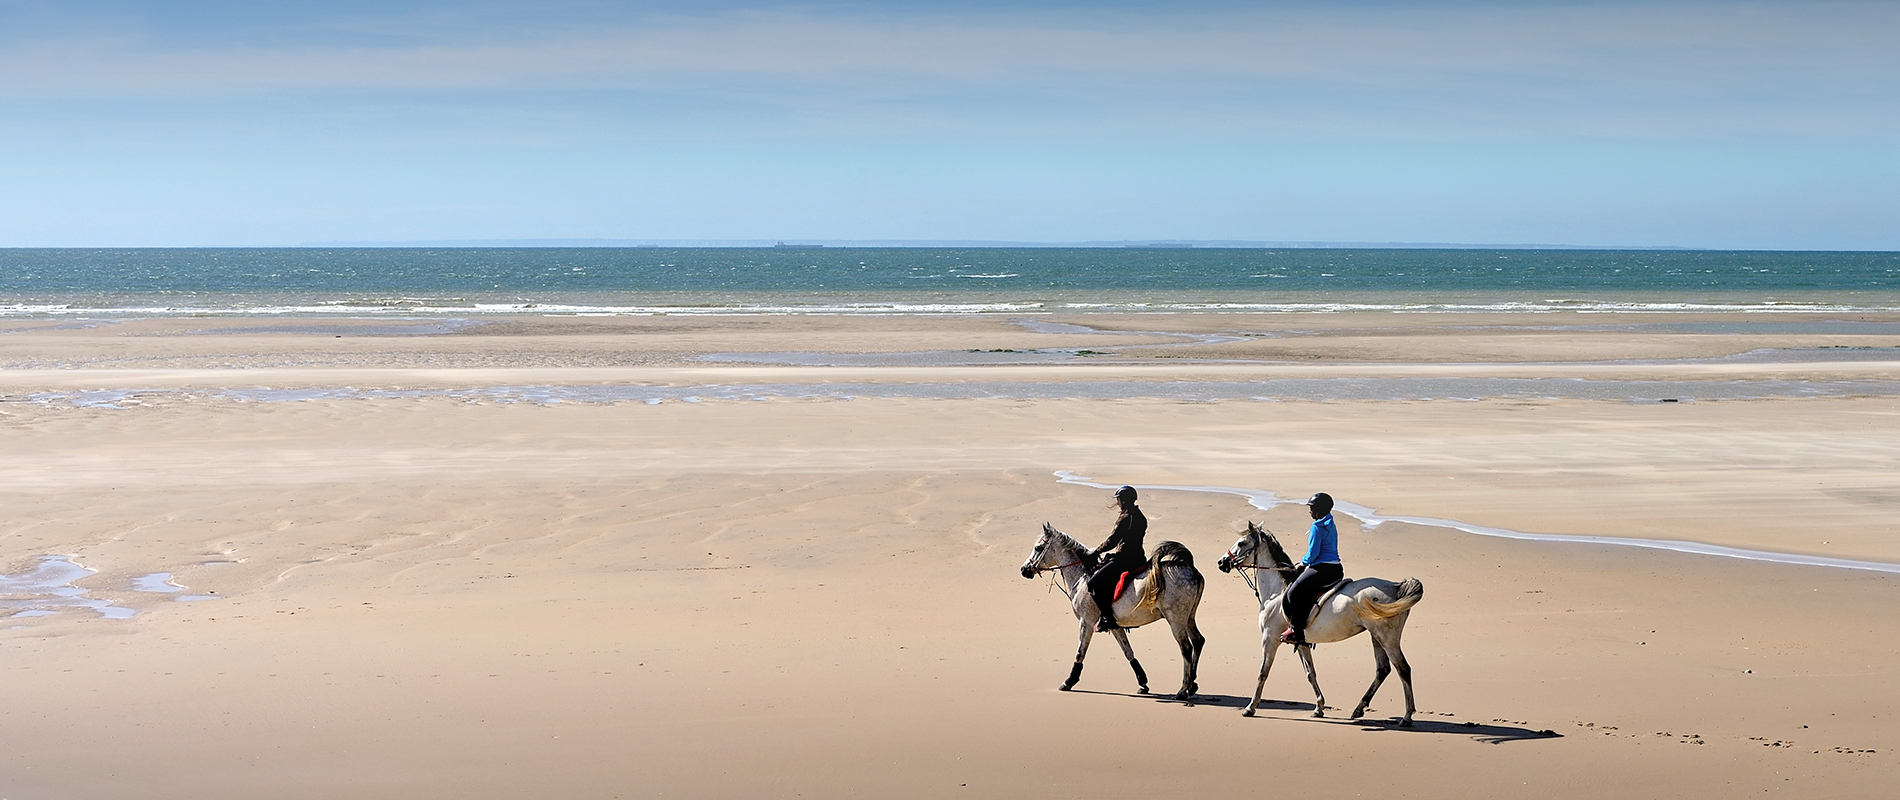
[1216,521,1425,725]
[1019,523,1207,702]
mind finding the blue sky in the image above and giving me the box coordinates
[1,1,1896,248]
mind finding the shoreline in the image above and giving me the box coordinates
[1056,472,1900,576]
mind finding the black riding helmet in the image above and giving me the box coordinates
[1306,492,1334,516]
[1114,485,1138,503]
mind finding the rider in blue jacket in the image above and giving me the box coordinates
[1281,492,1342,645]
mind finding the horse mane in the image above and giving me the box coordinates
[1041,522,1099,572]
[1248,521,1301,582]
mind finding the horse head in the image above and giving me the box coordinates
[1020,523,1057,579]
[1022,522,1092,578]
[1219,521,1288,575]
[1217,521,1257,573]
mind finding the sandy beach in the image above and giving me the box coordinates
[5,311,1900,798]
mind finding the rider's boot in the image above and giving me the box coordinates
[1094,596,1118,632]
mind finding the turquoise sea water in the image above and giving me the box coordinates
[3,248,1898,316]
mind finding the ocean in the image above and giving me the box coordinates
[3,248,1899,316]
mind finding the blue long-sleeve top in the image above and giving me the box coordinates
[1302,514,1340,565]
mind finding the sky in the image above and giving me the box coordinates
[1,0,1896,248]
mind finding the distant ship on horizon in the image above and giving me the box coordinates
[773,242,824,249]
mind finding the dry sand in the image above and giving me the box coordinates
[3,312,1900,798]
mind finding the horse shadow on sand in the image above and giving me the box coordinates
[1071,691,1560,744]
[1061,688,1252,709]
[1237,699,1561,743]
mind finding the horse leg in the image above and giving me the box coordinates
[1243,635,1279,718]
[1296,643,1327,717]
[1351,635,1392,721]
[1062,618,1095,691]
[1109,628,1149,694]
[1185,618,1206,700]
[1389,627,1416,727]
[1164,614,1204,704]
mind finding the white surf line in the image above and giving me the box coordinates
[1053,471,1900,575]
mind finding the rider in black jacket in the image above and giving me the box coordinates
[1088,486,1147,633]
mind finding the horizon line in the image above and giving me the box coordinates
[11,239,1894,252]
[308,238,1703,250]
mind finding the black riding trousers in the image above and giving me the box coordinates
[1282,562,1344,636]
[1088,553,1144,624]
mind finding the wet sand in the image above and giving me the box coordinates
[3,312,1899,798]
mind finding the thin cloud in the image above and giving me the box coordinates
[2,2,1896,138]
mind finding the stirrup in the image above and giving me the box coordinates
[1279,628,1305,645]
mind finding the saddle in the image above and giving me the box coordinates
[1110,560,1153,602]
[1297,576,1353,626]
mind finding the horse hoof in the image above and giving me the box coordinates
[1059,682,1075,692]
[1312,710,1325,719]
[1350,709,1366,720]
[1241,708,1255,718]
[1136,686,1149,695]
[1399,718,1414,728]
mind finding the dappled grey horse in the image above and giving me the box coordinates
[1019,523,1206,703]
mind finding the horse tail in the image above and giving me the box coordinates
[1356,577,1424,620]
[1141,541,1195,607]
[1154,540,1193,569]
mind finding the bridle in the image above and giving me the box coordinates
[1028,536,1087,599]
[1222,539,1284,600]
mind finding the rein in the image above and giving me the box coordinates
[1222,548,1286,601]
[1035,559,1086,599]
